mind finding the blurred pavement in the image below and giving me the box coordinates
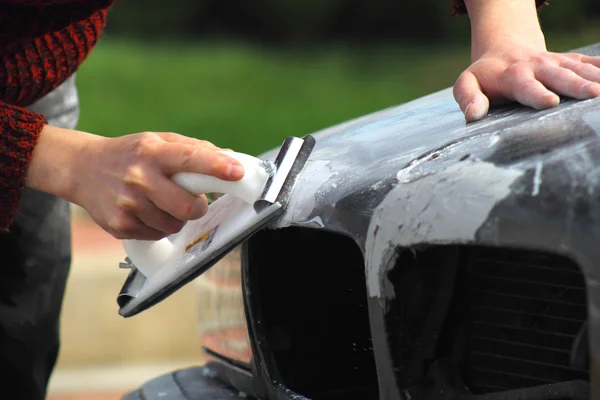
[47,206,205,399]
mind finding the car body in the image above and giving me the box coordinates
[123,43,600,400]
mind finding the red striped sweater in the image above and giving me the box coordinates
[0,0,113,229]
[0,0,547,230]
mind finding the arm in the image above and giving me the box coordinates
[453,0,600,122]
[0,9,108,229]
[451,0,547,15]
[26,127,245,241]
[0,10,246,240]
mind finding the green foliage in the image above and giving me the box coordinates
[75,40,471,155]
[76,28,598,157]
[539,0,589,32]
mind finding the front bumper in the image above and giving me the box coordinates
[121,363,252,400]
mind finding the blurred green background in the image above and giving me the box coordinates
[76,0,600,156]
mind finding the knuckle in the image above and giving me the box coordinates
[505,63,529,80]
[535,59,554,72]
[571,62,590,76]
[197,140,213,148]
[209,159,224,176]
[175,199,198,220]
[107,214,135,236]
[122,164,147,187]
[530,55,548,67]
[180,145,200,170]
[211,154,230,176]
[131,134,157,159]
[182,198,208,220]
[565,53,584,63]
[520,79,538,91]
[115,194,138,212]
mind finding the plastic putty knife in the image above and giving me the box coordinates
[116,135,315,317]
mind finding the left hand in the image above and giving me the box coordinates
[453,39,600,123]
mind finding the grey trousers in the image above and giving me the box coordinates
[0,75,79,400]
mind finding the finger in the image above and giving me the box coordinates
[574,54,600,69]
[536,66,600,99]
[106,213,166,241]
[115,193,186,234]
[155,132,221,150]
[502,66,560,109]
[453,70,490,122]
[560,58,600,84]
[146,177,210,221]
[158,143,245,181]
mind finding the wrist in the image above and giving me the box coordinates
[26,125,104,204]
[466,0,546,61]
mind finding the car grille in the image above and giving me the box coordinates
[246,227,379,400]
[461,248,589,393]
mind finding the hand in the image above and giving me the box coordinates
[454,39,600,122]
[27,127,245,240]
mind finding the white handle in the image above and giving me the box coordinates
[171,151,269,204]
[122,151,271,278]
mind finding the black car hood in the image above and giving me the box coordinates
[256,44,600,399]
[262,44,600,255]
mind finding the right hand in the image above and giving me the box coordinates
[70,131,244,240]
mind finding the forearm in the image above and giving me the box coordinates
[0,103,99,230]
[465,0,546,60]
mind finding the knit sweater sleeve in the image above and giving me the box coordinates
[452,0,548,15]
[0,9,108,230]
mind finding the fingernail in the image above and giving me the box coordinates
[464,101,486,122]
[542,93,560,108]
[229,163,245,180]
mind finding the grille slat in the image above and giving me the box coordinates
[469,307,583,334]
[470,289,586,307]
[471,336,572,354]
[462,248,589,394]
[473,260,585,274]
[472,262,586,286]
[468,337,572,366]
[472,366,558,383]
[470,277,586,305]
[468,366,556,390]
[472,274,586,291]
[468,352,587,382]
[472,305,586,323]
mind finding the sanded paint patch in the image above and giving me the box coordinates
[365,160,524,298]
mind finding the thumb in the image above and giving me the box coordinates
[453,70,490,122]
